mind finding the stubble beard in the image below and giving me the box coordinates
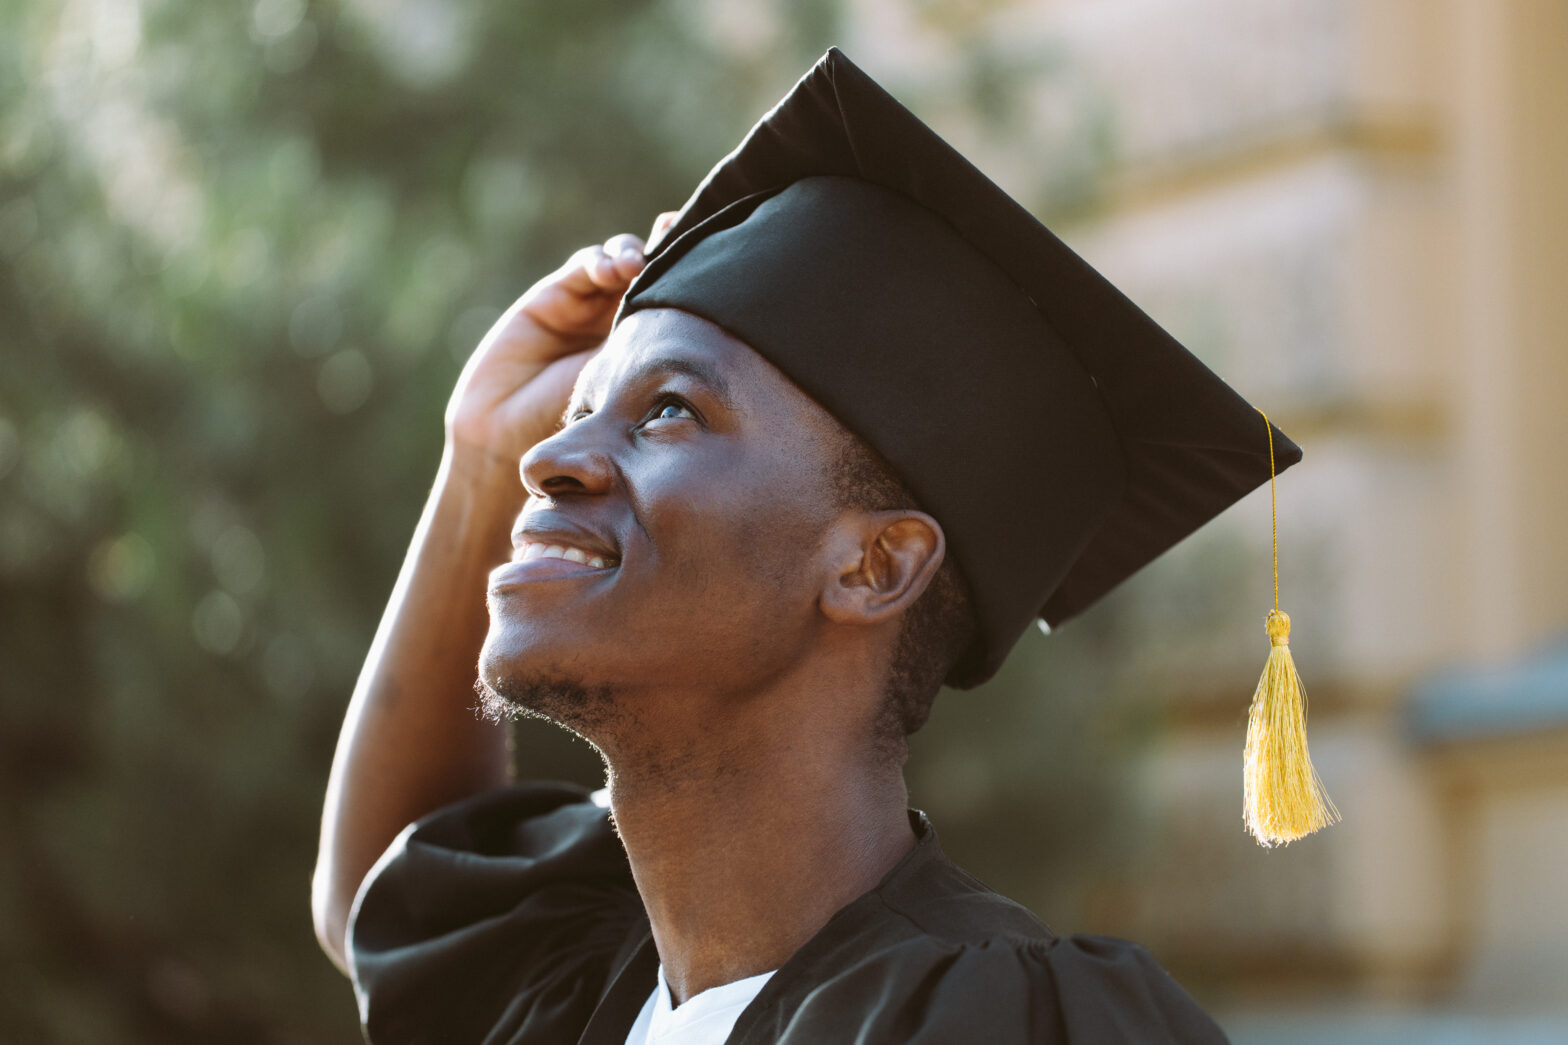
[473,671,621,744]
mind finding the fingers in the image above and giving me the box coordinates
[589,233,646,289]
[602,232,645,258]
[548,237,645,300]
[526,211,679,328]
[551,211,678,300]
[651,210,679,239]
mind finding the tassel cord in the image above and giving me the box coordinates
[1243,411,1339,846]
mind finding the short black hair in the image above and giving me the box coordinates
[829,429,977,746]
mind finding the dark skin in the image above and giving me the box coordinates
[312,224,947,1004]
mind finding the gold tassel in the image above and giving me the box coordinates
[1243,412,1339,847]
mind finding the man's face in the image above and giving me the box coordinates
[479,308,849,730]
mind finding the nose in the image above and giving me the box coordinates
[520,417,616,499]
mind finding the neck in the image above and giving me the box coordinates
[601,686,915,1005]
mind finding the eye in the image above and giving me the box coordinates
[564,407,592,426]
[648,397,698,423]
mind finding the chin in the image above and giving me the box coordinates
[477,628,622,741]
[480,614,588,690]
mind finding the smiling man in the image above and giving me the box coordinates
[312,50,1296,1044]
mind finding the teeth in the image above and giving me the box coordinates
[517,540,617,568]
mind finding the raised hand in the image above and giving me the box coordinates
[313,214,676,972]
[446,215,677,467]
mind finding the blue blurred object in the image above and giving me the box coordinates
[1228,1010,1568,1045]
[1407,639,1568,744]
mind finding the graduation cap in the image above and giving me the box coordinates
[618,48,1335,844]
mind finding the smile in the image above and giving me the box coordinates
[513,541,618,570]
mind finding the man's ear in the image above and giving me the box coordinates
[820,510,946,625]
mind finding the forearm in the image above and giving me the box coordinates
[312,444,518,970]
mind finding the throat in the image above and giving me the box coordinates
[605,741,915,1005]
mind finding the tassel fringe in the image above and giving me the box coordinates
[1243,610,1339,847]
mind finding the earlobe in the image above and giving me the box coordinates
[820,511,945,625]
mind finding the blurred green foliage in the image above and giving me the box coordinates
[0,1,1145,1041]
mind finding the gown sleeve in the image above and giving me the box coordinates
[346,783,645,1045]
[770,933,1230,1044]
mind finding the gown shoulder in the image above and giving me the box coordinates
[348,783,642,1045]
[763,932,1230,1044]
[347,786,1230,1044]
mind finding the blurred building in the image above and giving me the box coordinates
[9,0,1562,1040]
[844,0,1568,1040]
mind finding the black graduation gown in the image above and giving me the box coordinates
[348,783,1230,1044]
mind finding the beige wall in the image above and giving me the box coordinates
[1451,0,1568,660]
[847,0,1568,1032]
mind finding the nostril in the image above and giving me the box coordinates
[540,474,587,494]
[521,429,615,497]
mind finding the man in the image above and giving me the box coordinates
[313,50,1296,1043]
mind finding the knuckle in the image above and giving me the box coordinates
[601,233,641,255]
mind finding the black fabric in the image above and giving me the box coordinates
[626,177,1123,689]
[618,47,1301,686]
[349,784,1230,1044]
[347,784,645,1044]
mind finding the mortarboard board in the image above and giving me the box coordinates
[617,47,1302,690]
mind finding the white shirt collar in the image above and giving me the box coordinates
[624,964,777,1045]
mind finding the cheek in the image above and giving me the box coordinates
[651,474,830,612]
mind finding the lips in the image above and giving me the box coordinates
[491,519,622,591]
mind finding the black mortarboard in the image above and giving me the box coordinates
[618,47,1301,688]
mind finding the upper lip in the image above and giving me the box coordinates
[511,517,621,566]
